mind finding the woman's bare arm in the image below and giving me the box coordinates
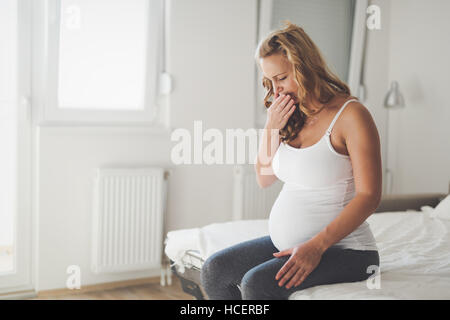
[254,94,296,188]
[310,102,382,252]
[254,126,282,188]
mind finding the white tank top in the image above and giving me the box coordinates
[270,98,378,251]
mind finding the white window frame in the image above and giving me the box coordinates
[255,0,368,128]
[0,0,34,297]
[32,0,166,126]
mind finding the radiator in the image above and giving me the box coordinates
[232,165,283,220]
[91,167,168,273]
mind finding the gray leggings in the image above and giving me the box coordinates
[200,235,379,300]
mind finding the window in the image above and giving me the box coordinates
[0,0,33,292]
[34,0,166,125]
[255,0,368,127]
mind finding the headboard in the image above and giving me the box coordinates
[375,193,447,213]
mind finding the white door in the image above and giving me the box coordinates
[0,0,33,294]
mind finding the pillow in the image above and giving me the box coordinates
[429,194,450,220]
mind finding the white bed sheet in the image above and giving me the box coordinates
[164,219,269,271]
[164,208,450,299]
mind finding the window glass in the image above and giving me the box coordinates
[58,0,149,110]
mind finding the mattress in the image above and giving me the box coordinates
[164,205,450,299]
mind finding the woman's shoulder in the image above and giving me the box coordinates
[324,95,361,116]
[338,97,377,138]
[342,96,371,118]
[328,95,375,138]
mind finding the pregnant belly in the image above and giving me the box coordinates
[268,192,343,251]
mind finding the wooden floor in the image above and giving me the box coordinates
[30,277,196,300]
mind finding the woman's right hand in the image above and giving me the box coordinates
[265,93,296,130]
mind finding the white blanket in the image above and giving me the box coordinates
[164,220,269,272]
[164,207,450,299]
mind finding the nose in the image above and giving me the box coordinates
[274,88,283,98]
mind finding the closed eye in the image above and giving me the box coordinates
[279,77,287,81]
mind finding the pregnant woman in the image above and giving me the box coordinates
[200,21,381,300]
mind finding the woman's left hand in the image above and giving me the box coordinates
[273,240,324,289]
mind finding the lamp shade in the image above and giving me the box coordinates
[384,81,405,109]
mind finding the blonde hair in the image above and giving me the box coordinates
[255,21,351,143]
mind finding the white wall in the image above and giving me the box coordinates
[166,0,257,230]
[360,0,449,195]
[35,0,257,291]
[362,0,391,195]
[386,0,450,194]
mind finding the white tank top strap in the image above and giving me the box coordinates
[325,98,359,136]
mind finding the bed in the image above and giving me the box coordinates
[164,192,450,300]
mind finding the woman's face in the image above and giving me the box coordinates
[260,54,300,103]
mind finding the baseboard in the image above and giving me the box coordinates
[36,276,161,298]
[0,289,37,300]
